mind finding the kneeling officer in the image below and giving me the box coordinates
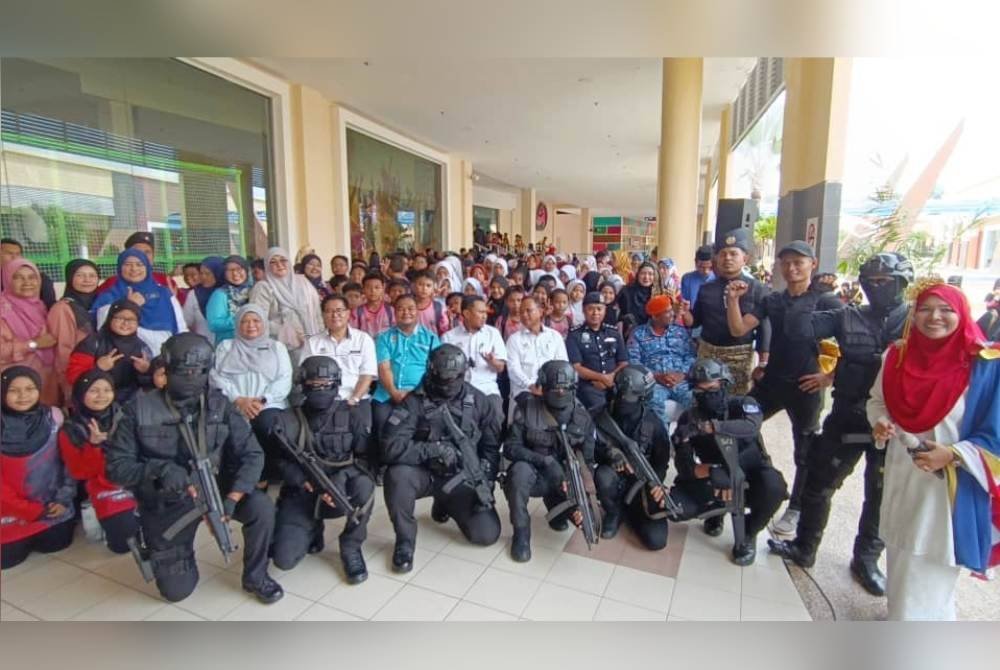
[106,333,283,603]
[670,358,787,566]
[269,356,376,584]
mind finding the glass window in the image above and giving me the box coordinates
[346,128,442,259]
[0,58,275,281]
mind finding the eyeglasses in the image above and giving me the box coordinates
[111,315,139,325]
[324,308,349,315]
[269,258,289,266]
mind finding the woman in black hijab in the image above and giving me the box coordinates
[297,253,333,299]
[47,259,101,404]
[67,300,153,404]
[1,366,76,569]
[582,270,602,294]
[616,261,660,337]
[486,276,509,326]
[57,369,138,554]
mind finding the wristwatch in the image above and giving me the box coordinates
[28,340,37,351]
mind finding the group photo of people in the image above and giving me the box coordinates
[3,224,998,622]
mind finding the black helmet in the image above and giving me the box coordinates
[299,355,342,389]
[859,253,914,286]
[537,360,577,392]
[537,360,577,412]
[161,333,214,373]
[425,344,468,399]
[687,358,734,388]
[613,364,655,404]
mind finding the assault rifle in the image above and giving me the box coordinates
[594,411,682,519]
[546,423,601,549]
[437,404,495,510]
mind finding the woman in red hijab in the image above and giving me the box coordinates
[0,258,58,405]
[867,280,1000,620]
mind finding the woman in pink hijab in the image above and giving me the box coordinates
[0,258,58,405]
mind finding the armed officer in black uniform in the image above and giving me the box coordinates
[670,358,787,566]
[504,360,595,562]
[566,292,629,414]
[593,364,672,549]
[105,333,283,604]
[681,228,771,395]
[768,253,914,596]
[381,344,503,573]
[269,356,376,585]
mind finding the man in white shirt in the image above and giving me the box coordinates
[301,294,378,406]
[505,296,568,421]
[442,295,507,417]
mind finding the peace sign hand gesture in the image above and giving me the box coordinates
[88,418,108,445]
[97,348,125,371]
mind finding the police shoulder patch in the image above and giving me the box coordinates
[742,401,761,414]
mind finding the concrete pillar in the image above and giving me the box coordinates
[716,103,733,199]
[775,58,852,275]
[656,58,703,273]
[518,187,537,246]
[580,207,592,255]
[289,85,343,260]
[446,157,474,251]
[698,159,713,245]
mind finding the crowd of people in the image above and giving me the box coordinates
[1,227,997,621]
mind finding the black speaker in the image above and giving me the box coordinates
[715,199,759,246]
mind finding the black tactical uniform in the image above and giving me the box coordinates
[769,253,914,596]
[105,333,283,604]
[747,242,845,520]
[565,315,628,414]
[381,344,503,573]
[269,356,375,584]
[670,359,787,566]
[593,365,672,550]
[503,360,596,562]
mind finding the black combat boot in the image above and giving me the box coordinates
[601,508,622,539]
[766,538,816,568]
[703,514,724,537]
[511,528,531,563]
[548,517,569,531]
[431,499,450,524]
[342,550,369,585]
[850,558,886,597]
[243,574,284,604]
[392,543,414,574]
[731,537,757,566]
[308,521,325,555]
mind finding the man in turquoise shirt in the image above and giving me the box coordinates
[372,294,440,478]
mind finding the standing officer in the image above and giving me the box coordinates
[680,228,770,395]
[503,360,594,562]
[269,356,376,585]
[769,253,913,596]
[381,344,503,573]
[724,240,844,535]
[105,332,283,604]
[593,364,672,549]
[670,359,787,566]
[566,292,629,414]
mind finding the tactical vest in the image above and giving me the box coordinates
[832,304,907,407]
[415,388,481,446]
[133,389,230,472]
[306,402,356,465]
[521,396,590,459]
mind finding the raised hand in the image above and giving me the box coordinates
[125,287,146,307]
[97,348,125,371]
[131,351,151,373]
[725,280,749,300]
[87,418,108,445]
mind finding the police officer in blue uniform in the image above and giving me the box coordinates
[566,292,629,414]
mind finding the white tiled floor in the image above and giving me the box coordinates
[1,496,810,621]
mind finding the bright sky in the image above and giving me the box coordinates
[729,57,1000,212]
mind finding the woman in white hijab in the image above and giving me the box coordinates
[250,247,323,354]
[559,264,578,286]
[435,256,464,298]
[567,279,587,324]
[462,277,486,298]
[211,302,294,485]
[493,257,508,279]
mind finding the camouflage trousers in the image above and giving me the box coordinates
[697,341,755,395]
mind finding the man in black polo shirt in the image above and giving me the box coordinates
[681,228,770,395]
[724,240,844,535]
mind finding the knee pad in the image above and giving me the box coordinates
[151,545,198,602]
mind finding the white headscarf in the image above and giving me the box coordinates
[493,257,508,278]
[435,257,464,294]
[265,247,317,312]
[579,255,597,274]
[463,277,485,298]
[560,265,578,284]
[567,279,586,324]
[218,303,281,378]
[535,272,564,291]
